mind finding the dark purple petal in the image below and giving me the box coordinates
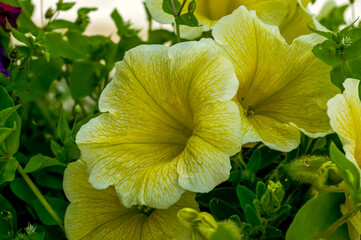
[0,46,10,78]
[0,3,21,32]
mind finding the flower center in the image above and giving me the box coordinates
[136,205,155,216]
[240,97,255,117]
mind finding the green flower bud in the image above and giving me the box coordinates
[188,0,197,14]
[45,8,54,19]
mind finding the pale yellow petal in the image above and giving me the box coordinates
[248,115,301,152]
[145,0,174,24]
[243,0,289,26]
[177,135,231,192]
[327,78,361,167]
[77,41,240,208]
[64,161,198,240]
[279,1,320,44]
[80,142,185,209]
[64,160,143,240]
[213,6,338,151]
[193,101,242,156]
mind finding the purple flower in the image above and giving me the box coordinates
[0,3,21,32]
[0,46,10,78]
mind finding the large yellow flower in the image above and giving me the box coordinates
[64,160,199,240]
[76,39,242,209]
[145,0,315,41]
[327,78,361,240]
[212,6,339,152]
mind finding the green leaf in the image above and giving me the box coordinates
[24,154,66,173]
[0,158,18,185]
[32,169,64,190]
[285,192,350,240]
[344,38,361,59]
[29,231,46,240]
[330,142,361,202]
[0,126,16,144]
[46,19,79,31]
[0,87,21,156]
[256,182,267,200]
[307,25,334,40]
[50,140,66,162]
[236,185,256,212]
[69,61,103,99]
[0,105,21,127]
[111,9,140,38]
[17,57,63,101]
[345,57,361,80]
[10,178,36,203]
[247,149,261,174]
[56,2,76,11]
[32,196,68,226]
[209,198,241,221]
[175,12,200,27]
[148,29,177,44]
[330,66,346,91]
[196,187,240,208]
[244,204,261,225]
[44,33,84,59]
[75,8,98,32]
[6,21,32,47]
[57,110,72,146]
[162,0,181,15]
[312,40,340,66]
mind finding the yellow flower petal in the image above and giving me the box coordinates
[64,160,199,240]
[213,6,338,152]
[177,135,231,192]
[327,78,361,167]
[193,101,242,156]
[248,115,301,152]
[146,0,306,40]
[279,1,322,44]
[76,40,241,208]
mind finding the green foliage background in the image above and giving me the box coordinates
[0,0,360,239]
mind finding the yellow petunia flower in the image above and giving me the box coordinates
[327,78,361,168]
[76,39,242,209]
[64,160,199,240]
[145,0,316,41]
[212,6,339,152]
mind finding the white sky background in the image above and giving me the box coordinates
[31,0,361,39]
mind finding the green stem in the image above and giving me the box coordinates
[17,164,64,230]
[178,0,188,16]
[312,204,361,240]
[176,23,181,43]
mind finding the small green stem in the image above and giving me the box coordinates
[312,204,361,240]
[178,0,188,16]
[17,164,64,230]
[176,23,181,43]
